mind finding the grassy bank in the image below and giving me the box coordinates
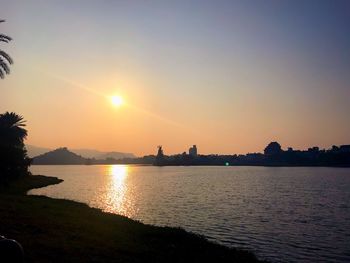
[0,175,264,263]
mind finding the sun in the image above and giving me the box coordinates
[111,95,124,107]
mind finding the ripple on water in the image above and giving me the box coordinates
[29,165,350,263]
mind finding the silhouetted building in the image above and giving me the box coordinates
[146,142,350,167]
[331,145,339,152]
[339,145,350,153]
[154,145,165,166]
[264,142,282,155]
[157,146,164,158]
[189,145,198,157]
[308,147,319,153]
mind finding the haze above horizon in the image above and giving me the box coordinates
[1,0,349,155]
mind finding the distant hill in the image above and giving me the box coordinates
[72,149,135,160]
[26,145,135,160]
[32,148,87,165]
[26,145,52,158]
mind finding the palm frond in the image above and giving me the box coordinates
[0,112,28,144]
[0,58,10,74]
[0,20,12,79]
[0,112,26,127]
[0,50,13,64]
[0,34,12,43]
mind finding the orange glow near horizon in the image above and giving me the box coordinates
[3,1,350,156]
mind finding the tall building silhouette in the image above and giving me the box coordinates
[189,145,198,157]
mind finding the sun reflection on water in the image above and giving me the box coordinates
[104,165,135,217]
[109,165,128,183]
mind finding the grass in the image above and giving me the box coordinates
[0,175,265,263]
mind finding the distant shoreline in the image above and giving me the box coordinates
[30,163,350,168]
[31,144,350,167]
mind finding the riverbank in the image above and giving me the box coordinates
[0,175,264,263]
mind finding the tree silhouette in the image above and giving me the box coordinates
[0,112,31,184]
[264,142,282,155]
[0,112,27,146]
[0,19,13,79]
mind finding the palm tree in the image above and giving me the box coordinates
[0,112,30,182]
[0,19,13,79]
[0,112,27,147]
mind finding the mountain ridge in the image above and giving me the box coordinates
[32,147,87,165]
[26,145,135,160]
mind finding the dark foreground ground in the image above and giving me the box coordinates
[0,175,265,263]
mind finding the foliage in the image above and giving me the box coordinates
[264,142,282,155]
[0,112,31,184]
[0,19,13,79]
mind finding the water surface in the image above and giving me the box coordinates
[29,165,350,262]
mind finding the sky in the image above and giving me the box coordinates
[0,0,349,156]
